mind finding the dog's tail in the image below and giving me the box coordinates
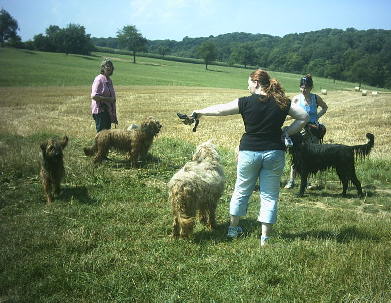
[352,133,374,159]
[83,144,97,157]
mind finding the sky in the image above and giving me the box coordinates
[1,0,391,42]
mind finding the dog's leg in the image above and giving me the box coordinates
[172,215,180,238]
[350,170,364,198]
[336,168,349,197]
[54,180,61,196]
[298,172,309,196]
[93,147,108,164]
[206,202,217,230]
[43,178,53,204]
[178,207,196,238]
[179,216,195,238]
[129,145,139,167]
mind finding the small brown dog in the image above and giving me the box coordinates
[84,117,162,166]
[40,136,68,204]
[168,141,225,238]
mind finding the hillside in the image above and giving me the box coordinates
[93,28,391,88]
[0,47,386,94]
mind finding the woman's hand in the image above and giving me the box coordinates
[191,111,202,118]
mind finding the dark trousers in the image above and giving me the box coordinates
[93,112,111,132]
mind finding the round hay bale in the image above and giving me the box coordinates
[355,86,360,92]
[371,91,378,96]
[361,90,367,96]
[321,89,327,95]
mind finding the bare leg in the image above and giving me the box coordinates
[260,222,272,246]
[285,165,296,188]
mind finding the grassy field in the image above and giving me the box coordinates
[1,48,391,302]
[1,47,387,92]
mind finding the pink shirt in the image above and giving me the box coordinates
[90,74,117,123]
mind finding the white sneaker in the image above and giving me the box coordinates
[284,180,294,189]
[260,236,270,247]
[227,226,243,238]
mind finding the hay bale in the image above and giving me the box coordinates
[321,89,327,95]
[355,86,360,92]
[361,90,367,96]
[371,91,378,96]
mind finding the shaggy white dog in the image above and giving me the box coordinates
[168,140,225,238]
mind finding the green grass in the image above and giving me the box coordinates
[1,135,390,302]
[1,47,386,92]
[1,47,390,302]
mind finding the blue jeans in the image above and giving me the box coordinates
[230,150,285,224]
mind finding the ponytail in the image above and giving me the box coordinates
[250,69,290,109]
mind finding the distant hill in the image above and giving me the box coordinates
[92,28,391,88]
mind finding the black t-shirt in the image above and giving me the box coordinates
[238,94,291,151]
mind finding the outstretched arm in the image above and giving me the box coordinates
[193,99,239,117]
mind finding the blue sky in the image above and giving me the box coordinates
[1,0,391,42]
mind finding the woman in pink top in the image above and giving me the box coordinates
[90,59,118,132]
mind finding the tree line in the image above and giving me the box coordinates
[2,8,391,88]
[95,28,391,88]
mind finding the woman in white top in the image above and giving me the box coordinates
[285,74,328,189]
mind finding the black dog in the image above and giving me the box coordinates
[289,133,374,197]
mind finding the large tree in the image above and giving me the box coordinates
[32,24,94,55]
[197,41,217,70]
[230,43,257,68]
[62,23,94,55]
[117,25,147,63]
[0,9,19,47]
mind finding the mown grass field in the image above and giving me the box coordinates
[1,48,391,302]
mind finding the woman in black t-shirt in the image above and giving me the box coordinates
[192,69,308,246]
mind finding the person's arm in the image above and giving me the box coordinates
[285,102,309,135]
[92,95,115,102]
[91,77,115,103]
[193,99,239,117]
[316,95,328,119]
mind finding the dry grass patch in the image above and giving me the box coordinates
[1,86,390,159]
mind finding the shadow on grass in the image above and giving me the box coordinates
[206,68,226,73]
[61,185,98,204]
[101,154,161,169]
[105,153,161,169]
[74,54,99,60]
[292,189,375,199]
[192,218,260,244]
[22,50,37,55]
[281,225,379,243]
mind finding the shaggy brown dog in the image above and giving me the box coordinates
[84,117,162,165]
[40,136,68,204]
[168,141,225,238]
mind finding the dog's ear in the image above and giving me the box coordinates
[61,136,68,149]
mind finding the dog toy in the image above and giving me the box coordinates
[177,113,200,132]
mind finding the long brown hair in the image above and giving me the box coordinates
[250,69,290,109]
